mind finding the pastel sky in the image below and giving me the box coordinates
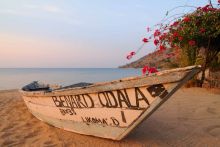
[0,0,208,68]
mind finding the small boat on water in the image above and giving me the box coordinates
[20,65,201,140]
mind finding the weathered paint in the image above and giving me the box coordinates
[20,65,201,140]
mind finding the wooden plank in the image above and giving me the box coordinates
[20,66,201,140]
[21,65,201,97]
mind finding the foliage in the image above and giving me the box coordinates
[160,4,220,66]
[126,1,220,84]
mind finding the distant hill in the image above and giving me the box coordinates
[119,50,178,69]
[120,50,220,88]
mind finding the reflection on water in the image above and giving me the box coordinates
[0,68,141,90]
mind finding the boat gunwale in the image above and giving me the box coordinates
[20,65,201,97]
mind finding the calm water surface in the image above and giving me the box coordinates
[0,68,141,90]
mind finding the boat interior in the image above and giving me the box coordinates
[22,81,93,92]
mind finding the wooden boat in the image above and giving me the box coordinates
[20,65,201,140]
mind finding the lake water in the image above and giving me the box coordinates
[0,68,141,90]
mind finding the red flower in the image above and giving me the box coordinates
[199,28,206,33]
[159,45,166,51]
[126,51,136,60]
[218,0,220,4]
[173,32,179,38]
[130,51,136,55]
[188,40,196,46]
[148,67,158,74]
[142,66,158,75]
[159,33,167,40]
[142,38,149,43]
[198,5,216,12]
[142,66,149,75]
[209,8,217,11]
[183,17,190,22]
[178,36,183,41]
[154,29,161,37]
[172,21,179,27]
[154,39,159,46]
[202,5,210,12]
[126,55,132,60]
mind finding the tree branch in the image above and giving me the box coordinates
[209,0,214,8]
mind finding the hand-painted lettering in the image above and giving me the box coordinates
[82,94,94,108]
[147,84,168,99]
[81,116,116,126]
[121,111,127,123]
[135,87,150,106]
[106,91,118,107]
[52,85,168,115]
[111,117,120,126]
[117,89,132,108]
[59,108,76,115]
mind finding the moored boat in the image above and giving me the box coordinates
[20,65,201,140]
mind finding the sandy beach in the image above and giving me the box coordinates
[0,88,219,147]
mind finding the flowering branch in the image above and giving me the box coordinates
[125,1,220,77]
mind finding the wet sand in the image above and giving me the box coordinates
[0,88,220,147]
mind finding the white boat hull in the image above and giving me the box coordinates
[20,66,201,140]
